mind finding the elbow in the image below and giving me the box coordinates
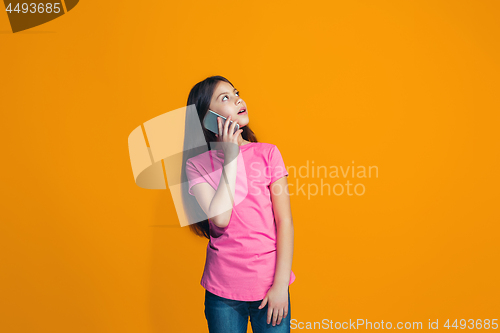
[215,222,229,229]
[207,200,232,229]
[276,218,294,229]
[210,215,230,229]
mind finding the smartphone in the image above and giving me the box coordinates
[203,110,240,135]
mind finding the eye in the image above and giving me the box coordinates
[222,91,240,101]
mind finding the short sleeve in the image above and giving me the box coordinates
[269,145,289,184]
[186,159,209,196]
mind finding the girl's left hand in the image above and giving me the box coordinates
[258,284,289,326]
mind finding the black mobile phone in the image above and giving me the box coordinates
[203,110,240,135]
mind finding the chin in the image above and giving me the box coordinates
[238,120,249,128]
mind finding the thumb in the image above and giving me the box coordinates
[258,296,268,309]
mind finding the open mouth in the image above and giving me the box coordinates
[238,108,247,114]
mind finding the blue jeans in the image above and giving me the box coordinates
[204,288,291,333]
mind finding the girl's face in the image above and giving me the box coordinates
[209,81,249,128]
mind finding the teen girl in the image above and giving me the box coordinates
[183,76,295,333]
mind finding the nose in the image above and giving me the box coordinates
[235,98,242,105]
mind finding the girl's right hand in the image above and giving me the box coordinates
[215,115,243,158]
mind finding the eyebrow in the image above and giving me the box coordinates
[216,88,237,100]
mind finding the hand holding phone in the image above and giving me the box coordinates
[203,110,243,157]
[203,110,240,135]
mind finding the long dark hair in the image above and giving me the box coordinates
[181,76,258,239]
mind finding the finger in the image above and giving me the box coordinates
[229,118,238,135]
[267,307,273,325]
[223,115,231,135]
[277,308,284,325]
[272,307,279,326]
[217,117,223,138]
[258,296,268,309]
[284,306,288,318]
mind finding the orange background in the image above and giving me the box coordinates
[1,1,499,332]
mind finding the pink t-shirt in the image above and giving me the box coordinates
[185,142,296,301]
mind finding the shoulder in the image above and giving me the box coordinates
[258,142,283,154]
[186,150,212,168]
[252,142,278,153]
[251,142,285,163]
[187,149,211,162]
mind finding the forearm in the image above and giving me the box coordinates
[273,219,294,287]
[208,154,238,228]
